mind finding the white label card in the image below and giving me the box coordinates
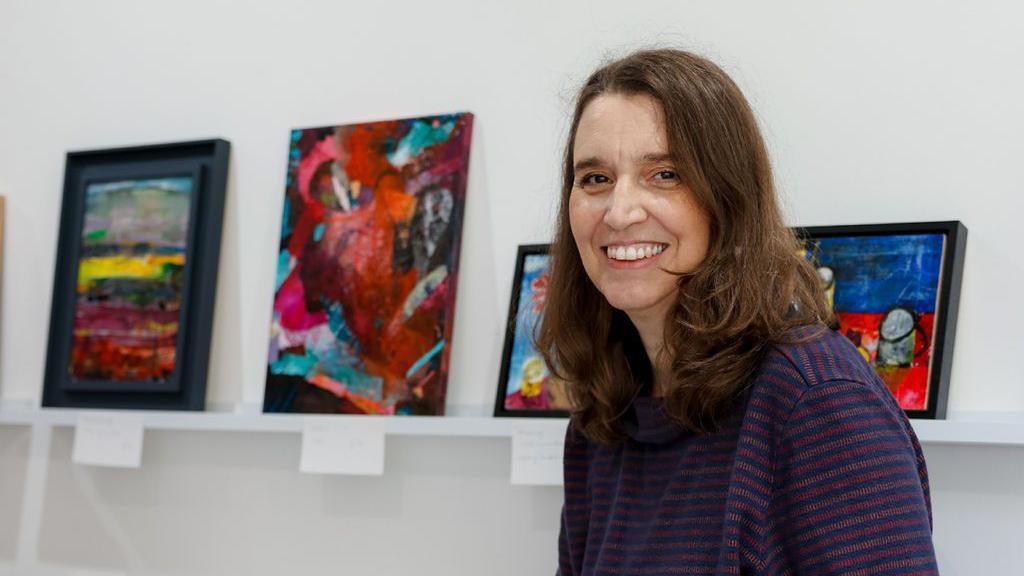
[300,417,386,476]
[511,421,567,486]
[72,412,145,468]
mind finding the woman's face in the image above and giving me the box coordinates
[569,92,711,324]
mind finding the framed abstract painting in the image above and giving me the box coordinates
[43,139,230,410]
[796,221,966,419]
[494,244,570,418]
[264,113,473,416]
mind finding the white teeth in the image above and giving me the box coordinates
[607,244,666,261]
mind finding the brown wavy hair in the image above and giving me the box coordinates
[536,49,834,445]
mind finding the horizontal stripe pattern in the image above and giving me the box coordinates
[558,327,937,575]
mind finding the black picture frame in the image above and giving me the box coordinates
[794,221,967,419]
[494,243,569,418]
[42,139,230,410]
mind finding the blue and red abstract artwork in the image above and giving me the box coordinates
[264,113,473,415]
[804,233,945,411]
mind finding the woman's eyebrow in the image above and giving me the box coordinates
[638,152,674,164]
[574,153,672,172]
[573,156,606,172]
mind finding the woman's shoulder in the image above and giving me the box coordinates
[743,325,917,460]
[767,325,881,386]
[748,325,889,415]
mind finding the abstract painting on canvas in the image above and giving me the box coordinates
[264,114,473,416]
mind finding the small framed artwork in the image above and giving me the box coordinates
[494,244,571,418]
[264,113,473,416]
[796,221,966,419]
[43,139,230,410]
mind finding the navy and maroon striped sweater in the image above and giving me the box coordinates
[558,327,938,575]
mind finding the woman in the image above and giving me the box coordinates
[538,49,938,575]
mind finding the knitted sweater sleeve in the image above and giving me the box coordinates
[769,378,939,575]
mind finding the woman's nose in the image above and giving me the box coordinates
[602,180,647,230]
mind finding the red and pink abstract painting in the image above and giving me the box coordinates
[264,114,473,415]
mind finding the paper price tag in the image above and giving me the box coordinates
[300,418,386,476]
[72,412,144,468]
[511,422,567,486]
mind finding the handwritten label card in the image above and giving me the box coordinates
[300,417,386,476]
[72,412,145,468]
[511,421,567,486]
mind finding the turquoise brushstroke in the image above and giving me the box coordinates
[317,345,382,401]
[405,339,445,379]
[275,250,293,291]
[388,119,455,166]
[313,223,325,241]
[326,302,358,351]
[280,195,293,238]
[270,351,318,377]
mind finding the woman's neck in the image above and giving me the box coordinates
[625,306,673,397]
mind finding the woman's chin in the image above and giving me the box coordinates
[600,291,674,319]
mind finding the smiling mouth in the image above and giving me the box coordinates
[603,243,668,262]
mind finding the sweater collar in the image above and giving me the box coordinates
[622,396,688,444]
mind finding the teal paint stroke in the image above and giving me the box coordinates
[388,119,456,166]
[405,339,445,379]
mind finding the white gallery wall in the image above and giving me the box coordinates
[0,0,1022,574]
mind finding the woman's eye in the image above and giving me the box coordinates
[580,173,611,187]
[654,170,678,181]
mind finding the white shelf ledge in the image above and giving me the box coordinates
[0,406,566,438]
[2,406,1024,447]
[0,560,126,576]
[909,419,1024,447]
